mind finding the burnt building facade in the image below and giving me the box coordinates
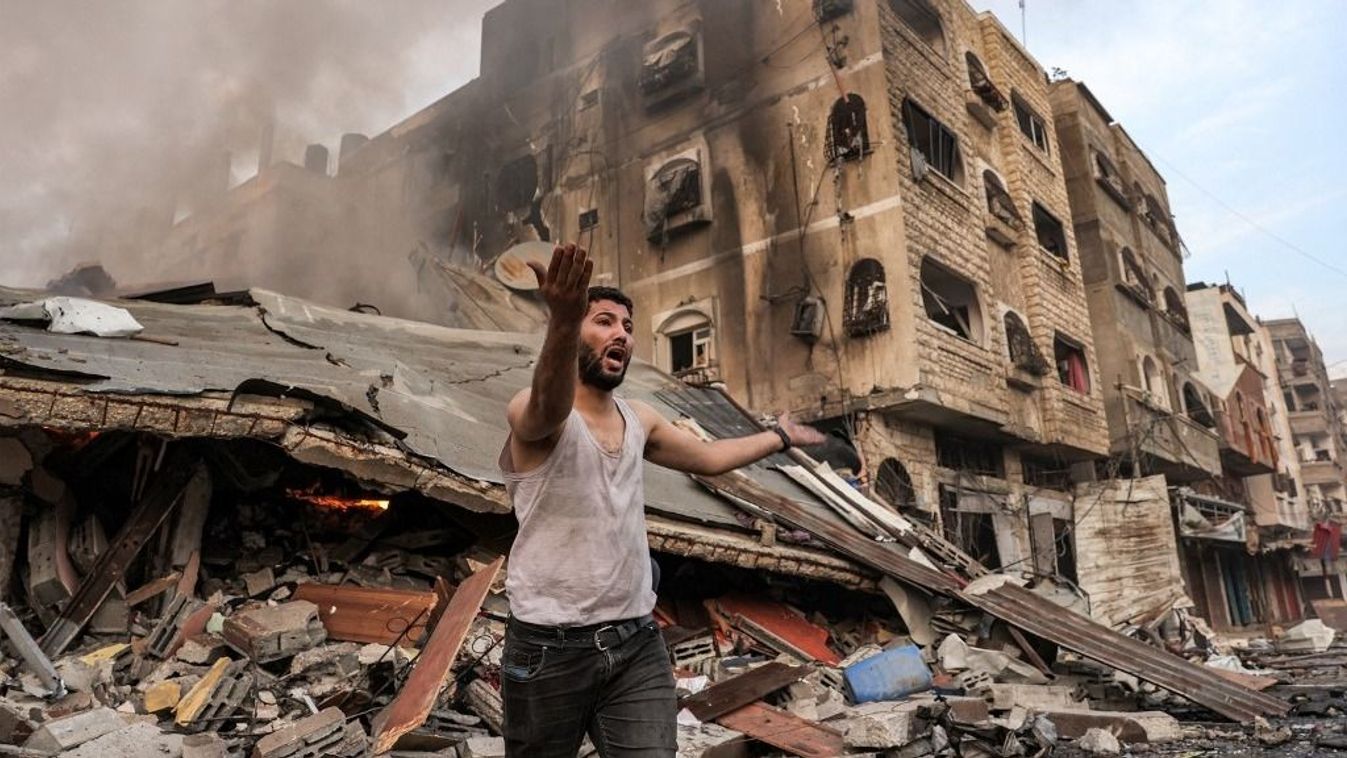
[274,0,1117,574]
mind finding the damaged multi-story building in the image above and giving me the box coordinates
[1184,282,1307,629]
[149,0,1120,579]
[1267,318,1347,600]
[55,0,1346,638]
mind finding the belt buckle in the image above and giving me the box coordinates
[594,624,618,651]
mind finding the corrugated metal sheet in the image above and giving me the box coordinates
[0,286,826,532]
[1073,476,1190,627]
[695,472,1288,722]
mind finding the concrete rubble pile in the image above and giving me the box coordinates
[0,286,1335,757]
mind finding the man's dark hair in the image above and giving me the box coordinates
[588,286,634,316]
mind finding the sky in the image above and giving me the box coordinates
[969,0,1347,377]
[2,0,1343,373]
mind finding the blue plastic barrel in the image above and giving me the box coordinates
[843,644,933,703]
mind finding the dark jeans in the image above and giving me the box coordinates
[500,616,677,757]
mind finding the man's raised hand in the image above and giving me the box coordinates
[528,243,594,328]
[777,413,827,448]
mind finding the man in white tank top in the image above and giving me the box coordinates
[498,243,824,756]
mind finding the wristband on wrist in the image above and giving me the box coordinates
[772,425,792,452]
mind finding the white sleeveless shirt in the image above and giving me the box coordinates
[499,397,655,626]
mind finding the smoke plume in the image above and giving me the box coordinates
[0,0,496,289]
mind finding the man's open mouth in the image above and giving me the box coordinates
[602,345,627,370]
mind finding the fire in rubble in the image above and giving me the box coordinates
[42,427,101,451]
[285,485,390,513]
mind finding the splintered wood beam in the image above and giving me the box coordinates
[369,556,504,754]
[39,453,201,657]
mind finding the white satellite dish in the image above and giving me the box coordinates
[494,241,555,291]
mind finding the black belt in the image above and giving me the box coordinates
[508,614,655,651]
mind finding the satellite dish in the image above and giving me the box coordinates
[494,241,555,291]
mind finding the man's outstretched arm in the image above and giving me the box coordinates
[635,402,826,476]
[506,244,594,442]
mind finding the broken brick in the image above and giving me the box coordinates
[223,600,326,663]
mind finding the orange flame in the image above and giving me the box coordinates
[286,488,389,512]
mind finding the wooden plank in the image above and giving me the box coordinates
[124,572,181,607]
[716,702,842,758]
[292,583,438,645]
[680,662,809,722]
[369,556,503,754]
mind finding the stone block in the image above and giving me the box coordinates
[223,600,326,663]
[61,720,184,758]
[243,567,277,598]
[982,683,1079,711]
[840,701,927,749]
[251,706,363,758]
[460,735,507,758]
[1039,708,1180,744]
[23,706,126,753]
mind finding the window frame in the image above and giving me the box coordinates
[1011,92,1050,153]
[902,98,963,183]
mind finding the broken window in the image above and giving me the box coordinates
[1022,455,1072,492]
[902,98,963,182]
[1003,311,1049,375]
[1119,247,1153,302]
[659,309,715,378]
[940,494,1001,569]
[826,94,870,163]
[889,0,946,55]
[1031,202,1068,260]
[814,0,854,22]
[935,432,1005,477]
[921,257,980,342]
[1093,150,1126,202]
[965,52,1005,110]
[639,31,699,95]
[874,458,916,509]
[1054,333,1090,394]
[495,154,538,211]
[843,258,890,336]
[1164,286,1189,332]
[1011,92,1050,152]
[643,156,705,241]
[983,169,1021,228]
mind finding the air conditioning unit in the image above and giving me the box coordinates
[791,297,824,343]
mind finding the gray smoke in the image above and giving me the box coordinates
[0,0,496,288]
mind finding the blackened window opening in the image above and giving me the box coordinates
[875,458,916,509]
[843,258,890,336]
[939,490,1002,569]
[826,94,870,163]
[921,257,979,341]
[935,431,1005,478]
[640,32,698,94]
[495,154,538,211]
[1032,202,1068,260]
[889,0,946,55]
[903,99,962,181]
